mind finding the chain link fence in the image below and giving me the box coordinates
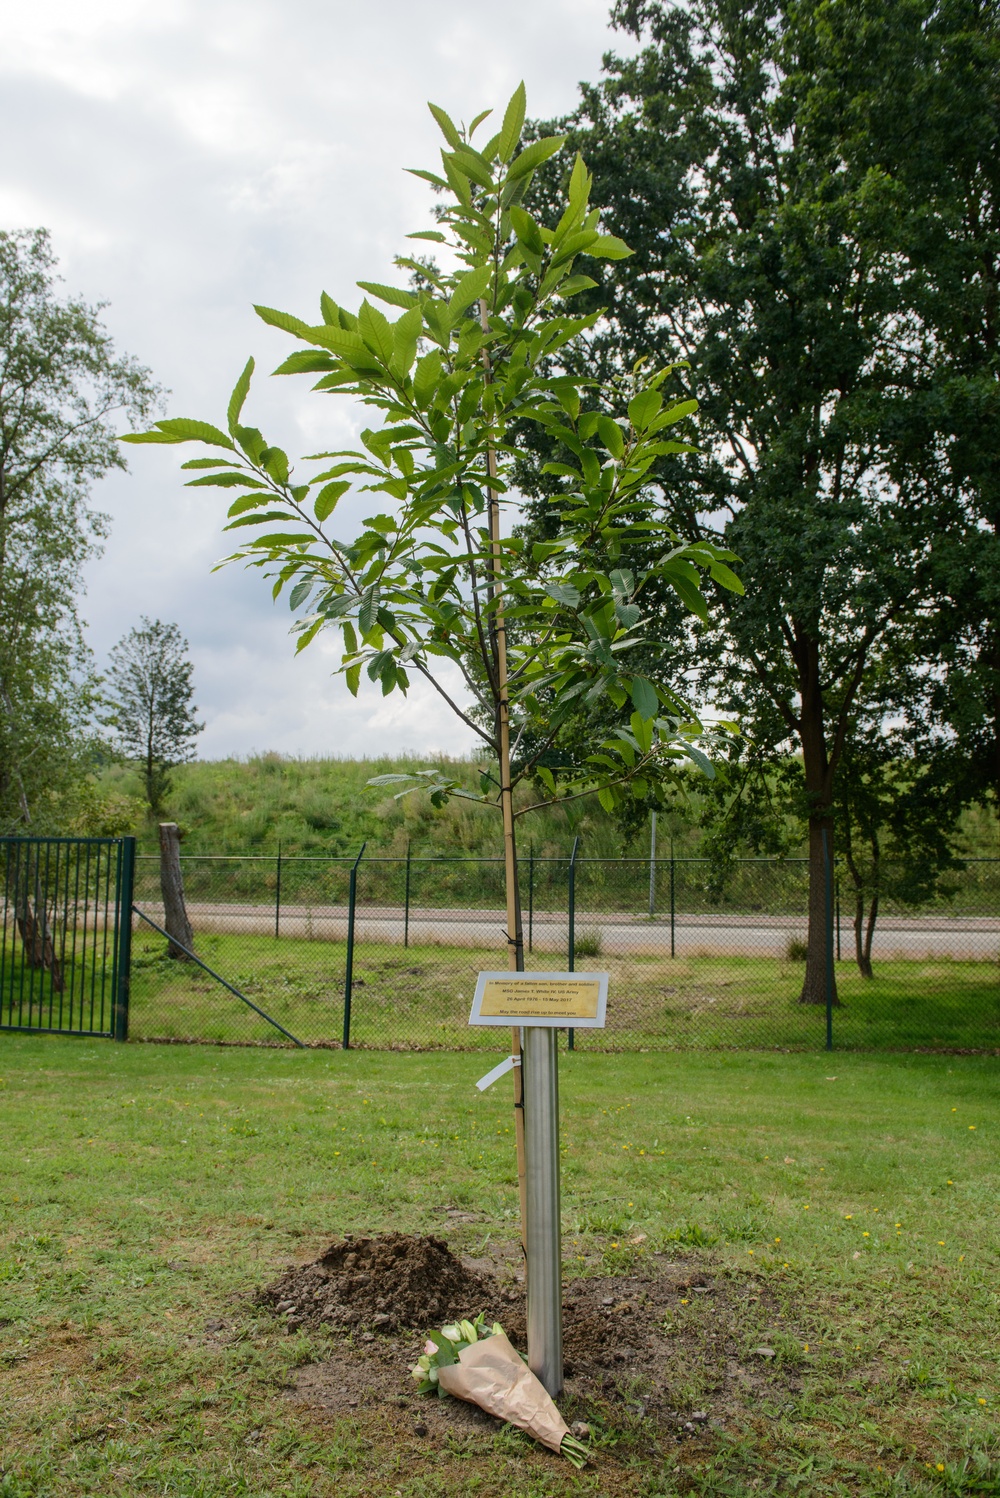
[127,849,1000,1054]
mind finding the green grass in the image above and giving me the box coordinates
[0,1038,997,1495]
[120,930,1000,1053]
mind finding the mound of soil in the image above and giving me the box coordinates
[262,1232,513,1335]
[261,1233,809,1456]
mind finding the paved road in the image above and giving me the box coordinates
[134,902,1000,959]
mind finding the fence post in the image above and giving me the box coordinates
[669,843,676,959]
[343,842,366,1051]
[648,810,657,917]
[275,841,282,939]
[835,874,841,961]
[823,829,834,1052]
[567,836,579,1051]
[528,843,535,954]
[404,840,411,949]
[114,837,136,1043]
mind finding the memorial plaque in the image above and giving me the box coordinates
[469,971,608,1028]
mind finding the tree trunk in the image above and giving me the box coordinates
[11,850,64,990]
[158,822,193,960]
[800,817,839,1003]
[796,635,840,1006]
[859,887,878,978]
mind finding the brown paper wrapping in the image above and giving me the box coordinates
[436,1333,570,1455]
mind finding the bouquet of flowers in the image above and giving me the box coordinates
[410,1314,589,1468]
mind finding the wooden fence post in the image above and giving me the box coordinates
[158,823,194,960]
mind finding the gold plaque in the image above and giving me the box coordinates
[478,977,600,1021]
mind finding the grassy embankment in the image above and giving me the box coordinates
[98,754,999,864]
[0,1038,997,1496]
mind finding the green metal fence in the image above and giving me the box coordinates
[125,848,1000,1054]
[0,836,135,1040]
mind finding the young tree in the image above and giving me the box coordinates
[0,229,159,831]
[517,0,989,1004]
[104,617,203,816]
[123,84,740,970]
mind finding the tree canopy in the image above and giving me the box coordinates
[0,228,159,830]
[518,0,999,999]
[104,617,203,817]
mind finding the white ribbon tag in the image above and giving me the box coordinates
[475,1055,520,1092]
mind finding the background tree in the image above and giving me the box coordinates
[802,0,1000,834]
[104,617,203,817]
[518,0,993,1003]
[0,228,159,831]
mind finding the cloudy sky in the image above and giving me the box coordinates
[1,0,636,760]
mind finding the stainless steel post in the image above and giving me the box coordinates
[522,1024,562,1396]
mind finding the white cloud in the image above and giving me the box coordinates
[0,0,635,757]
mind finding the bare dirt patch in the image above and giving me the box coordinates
[260,1233,807,1452]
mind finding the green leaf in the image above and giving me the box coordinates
[544,581,581,609]
[356,281,417,310]
[449,265,490,318]
[609,568,635,597]
[597,784,616,813]
[558,275,598,298]
[448,147,494,189]
[630,711,653,754]
[428,101,463,149]
[254,304,312,338]
[498,81,526,162]
[667,572,709,621]
[509,204,543,254]
[406,230,447,243]
[630,676,659,720]
[345,663,361,697]
[709,562,744,594]
[536,765,556,794]
[413,350,443,408]
[392,305,423,377]
[506,135,567,182]
[653,399,698,428]
[184,471,262,488]
[684,743,715,778]
[597,416,625,459]
[358,301,395,365]
[315,481,349,521]
[628,389,662,431]
[289,580,312,610]
[153,418,235,448]
[590,235,633,260]
[227,358,254,436]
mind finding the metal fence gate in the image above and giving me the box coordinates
[0,836,135,1040]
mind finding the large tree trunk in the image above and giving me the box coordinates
[800,817,838,1003]
[158,822,193,960]
[797,635,840,1006]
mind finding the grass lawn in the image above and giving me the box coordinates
[0,1037,997,1496]
[122,928,1000,1053]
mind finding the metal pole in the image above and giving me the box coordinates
[522,1024,562,1396]
[835,874,841,962]
[567,836,579,1051]
[113,837,136,1043]
[275,841,282,940]
[648,810,657,917]
[343,842,366,1051]
[528,844,534,955]
[404,840,411,949]
[670,842,676,959]
[823,829,834,1052]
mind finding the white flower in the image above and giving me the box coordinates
[441,1324,462,1343]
